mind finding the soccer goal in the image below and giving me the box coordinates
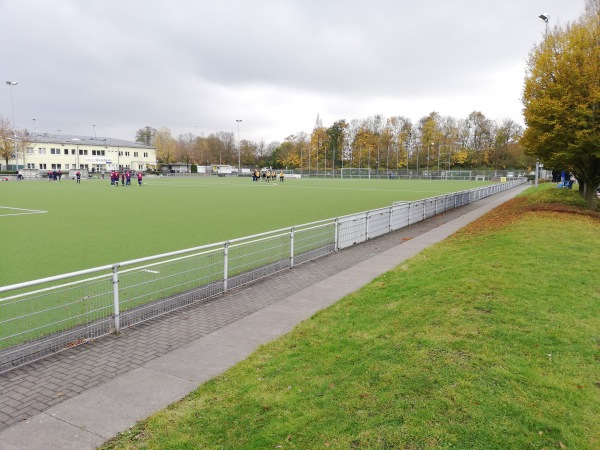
[341,168,372,179]
[445,170,472,180]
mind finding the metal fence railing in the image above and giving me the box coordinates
[0,179,527,373]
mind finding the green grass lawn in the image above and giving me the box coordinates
[101,187,600,450]
[0,177,490,286]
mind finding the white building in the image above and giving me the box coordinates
[4,133,156,173]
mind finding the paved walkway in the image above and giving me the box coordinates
[0,184,529,450]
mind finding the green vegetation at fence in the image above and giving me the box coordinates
[0,177,490,285]
[102,187,600,450]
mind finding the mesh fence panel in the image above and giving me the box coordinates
[118,249,224,326]
[0,274,114,372]
[227,233,290,290]
[338,214,367,249]
[293,223,336,265]
[390,203,410,231]
[367,208,391,239]
[409,200,425,224]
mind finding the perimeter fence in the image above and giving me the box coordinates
[0,178,527,373]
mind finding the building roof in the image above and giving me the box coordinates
[27,133,154,149]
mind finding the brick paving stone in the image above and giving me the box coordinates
[0,196,507,432]
[2,398,21,408]
[6,391,26,401]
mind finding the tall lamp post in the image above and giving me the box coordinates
[6,81,18,170]
[539,13,549,37]
[236,119,242,177]
[535,13,549,188]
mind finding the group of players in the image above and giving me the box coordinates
[251,170,284,182]
[109,170,143,186]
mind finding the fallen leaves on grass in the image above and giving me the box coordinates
[456,195,600,238]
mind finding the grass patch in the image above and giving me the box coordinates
[102,189,600,449]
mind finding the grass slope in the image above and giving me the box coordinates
[102,187,600,449]
[0,177,488,285]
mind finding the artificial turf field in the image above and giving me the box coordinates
[0,176,492,286]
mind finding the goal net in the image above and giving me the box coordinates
[341,168,372,179]
[444,170,472,180]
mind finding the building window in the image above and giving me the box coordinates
[79,149,88,155]
[144,152,148,158]
[65,164,70,170]
[71,149,76,155]
[134,152,138,157]
[51,148,61,155]
[26,147,34,155]
[39,163,47,169]
[51,164,62,169]
[26,163,35,169]
[39,147,46,154]
[125,151,130,156]
[100,150,105,156]
[64,149,69,155]
[119,151,123,156]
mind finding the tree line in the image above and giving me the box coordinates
[136,111,532,174]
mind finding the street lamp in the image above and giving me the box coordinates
[6,81,18,170]
[93,124,96,139]
[236,119,242,177]
[539,13,549,37]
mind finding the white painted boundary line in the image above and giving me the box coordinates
[0,206,48,217]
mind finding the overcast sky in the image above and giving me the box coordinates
[0,0,586,144]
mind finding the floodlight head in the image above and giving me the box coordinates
[539,14,549,23]
[6,81,18,85]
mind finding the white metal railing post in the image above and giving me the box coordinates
[389,206,393,233]
[290,227,295,268]
[223,241,229,293]
[334,218,339,251]
[365,212,370,240]
[112,264,121,333]
[407,202,411,225]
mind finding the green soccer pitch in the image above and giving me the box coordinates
[0,176,492,286]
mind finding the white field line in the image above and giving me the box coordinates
[0,206,48,217]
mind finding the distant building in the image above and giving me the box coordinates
[4,133,156,173]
